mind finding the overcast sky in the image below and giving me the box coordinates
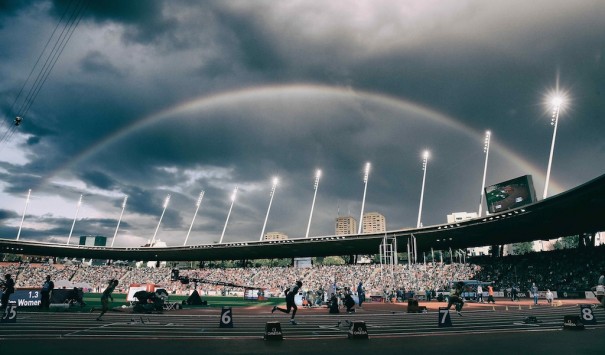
[0,0,603,248]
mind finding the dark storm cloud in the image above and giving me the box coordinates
[77,170,116,190]
[0,208,18,221]
[79,50,124,77]
[210,8,285,73]
[0,0,36,21]
[51,0,171,45]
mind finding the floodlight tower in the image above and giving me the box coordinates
[416,151,429,228]
[111,195,128,247]
[66,194,83,245]
[543,96,563,199]
[478,131,491,216]
[358,162,371,234]
[260,178,278,241]
[219,186,238,244]
[305,169,321,238]
[16,189,32,241]
[151,194,170,245]
[184,190,205,246]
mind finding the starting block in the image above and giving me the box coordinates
[347,320,369,339]
[49,303,70,311]
[563,315,585,330]
[263,321,283,341]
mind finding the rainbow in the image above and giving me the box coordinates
[40,83,561,193]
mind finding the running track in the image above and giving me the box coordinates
[1,301,604,354]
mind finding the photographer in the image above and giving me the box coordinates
[39,275,54,309]
[1,274,15,310]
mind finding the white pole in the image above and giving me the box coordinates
[478,131,491,216]
[413,234,417,264]
[305,170,321,238]
[151,194,170,245]
[111,196,128,247]
[67,194,83,245]
[358,162,371,234]
[407,241,411,267]
[220,187,238,244]
[16,189,31,241]
[184,191,204,246]
[260,178,278,241]
[416,151,429,228]
[544,99,562,199]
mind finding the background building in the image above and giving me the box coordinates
[362,212,386,233]
[335,216,357,235]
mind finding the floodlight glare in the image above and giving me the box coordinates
[551,96,563,107]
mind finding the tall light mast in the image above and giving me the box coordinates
[259,178,278,241]
[16,189,31,241]
[478,131,491,216]
[305,169,321,238]
[111,195,128,247]
[543,96,563,199]
[184,191,205,246]
[67,194,83,245]
[151,194,170,245]
[358,162,371,234]
[219,186,238,244]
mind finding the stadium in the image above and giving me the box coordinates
[1,173,604,354]
[2,2,605,354]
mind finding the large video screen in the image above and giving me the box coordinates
[484,175,536,213]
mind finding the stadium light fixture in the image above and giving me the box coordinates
[358,162,371,234]
[184,190,204,246]
[305,169,321,238]
[151,194,170,245]
[543,95,565,199]
[219,186,238,244]
[16,189,32,241]
[66,194,83,245]
[260,178,279,241]
[111,195,128,247]
[416,151,430,228]
[478,131,491,216]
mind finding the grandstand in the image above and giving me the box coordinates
[2,244,603,300]
[1,173,605,262]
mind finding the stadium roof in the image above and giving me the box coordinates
[1,173,604,261]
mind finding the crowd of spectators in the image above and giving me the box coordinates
[1,245,603,299]
[470,245,605,294]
